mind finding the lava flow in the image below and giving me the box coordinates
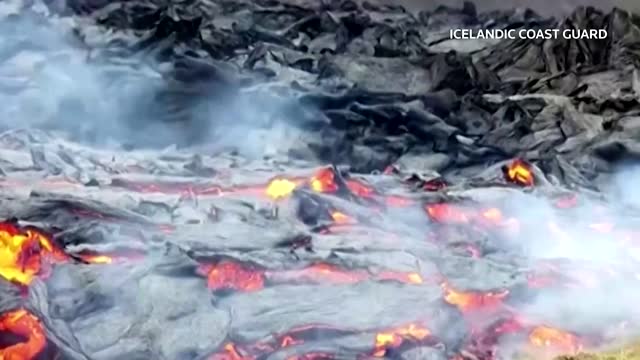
[372,322,432,357]
[0,219,141,287]
[0,221,66,286]
[0,309,46,360]
[528,325,583,353]
[441,282,509,314]
[197,260,424,292]
[208,322,435,360]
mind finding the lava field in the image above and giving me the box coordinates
[2,0,640,359]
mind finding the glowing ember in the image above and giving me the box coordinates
[441,282,508,313]
[0,309,46,360]
[373,323,431,357]
[200,261,265,292]
[504,159,534,186]
[266,178,299,200]
[0,221,67,285]
[528,326,582,353]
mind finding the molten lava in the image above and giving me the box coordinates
[528,326,582,353]
[373,323,431,357]
[441,282,508,313]
[425,204,511,229]
[504,159,534,186]
[0,221,67,286]
[310,168,339,193]
[200,261,265,292]
[265,178,300,200]
[199,260,425,292]
[0,309,46,360]
[425,203,471,225]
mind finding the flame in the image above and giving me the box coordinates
[266,178,299,200]
[373,323,431,357]
[309,168,338,193]
[0,309,46,360]
[0,222,67,285]
[504,159,534,186]
[528,326,582,353]
[202,261,265,292]
[441,282,508,313]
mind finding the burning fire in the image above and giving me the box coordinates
[0,221,66,286]
[504,159,534,186]
[373,323,431,357]
[0,309,46,360]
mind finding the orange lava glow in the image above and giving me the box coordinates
[441,282,508,313]
[373,323,431,357]
[201,261,265,292]
[0,309,46,360]
[376,271,424,284]
[345,179,374,198]
[208,343,252,360]
[330,211,355,224]
[425,203,471,224]
[425,204,513,229]
[265,178,300,200]
[0,221,67,286]
[528,326,582,353]
[78,254,113,264]
[504,159,534,186]
[309,168,339,193]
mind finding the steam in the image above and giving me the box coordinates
[486,164,640,355]
[0,1,316,159]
